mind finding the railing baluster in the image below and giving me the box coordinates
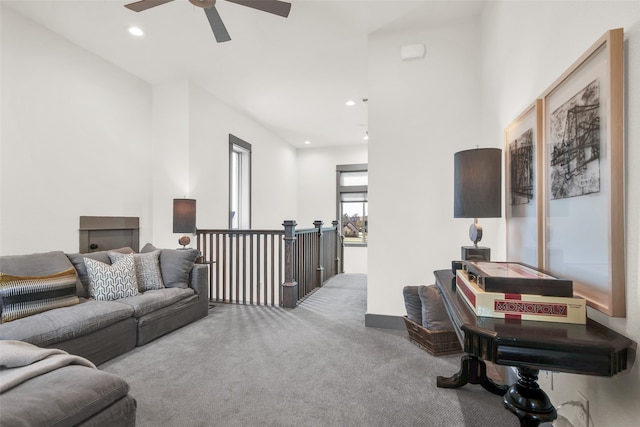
[264,233,268,306]
[271,233,275,306]
[278,234,283,305]
[223,233,228,302]
[215,234,220,301]
[256,234,261,305]
[249,234,254,305]
[235,234,240,304]
[242,233,247,305]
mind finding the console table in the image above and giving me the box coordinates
[433,269,632,427]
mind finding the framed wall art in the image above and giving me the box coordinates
[541,28,625,316]
[505,100,542,267]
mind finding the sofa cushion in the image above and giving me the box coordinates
[0,267,79,323]
[0,299,134,347]
[109,250,164,292]
[85,255,139,301]
[115,287,195,318]
[418,285,455,331]
[66,247,134,298]
[0,364,132,427]
[141,243,199,289]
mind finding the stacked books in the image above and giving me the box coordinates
[456,262,586,325]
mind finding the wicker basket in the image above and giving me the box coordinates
[403,316,462,356]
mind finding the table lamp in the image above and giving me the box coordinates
[173,198,196,248]
[454,148,502,261]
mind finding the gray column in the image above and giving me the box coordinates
[314,220,324,288]
[332,220,342,275]
[281,220,298,308]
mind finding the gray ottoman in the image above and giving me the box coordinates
[0,364,136,427]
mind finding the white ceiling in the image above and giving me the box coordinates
[3,0,485,148]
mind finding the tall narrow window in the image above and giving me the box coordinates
[229,135,251,229]
[337,164,368,245]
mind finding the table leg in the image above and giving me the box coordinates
[503,367,557,427]
[437,354,508,396]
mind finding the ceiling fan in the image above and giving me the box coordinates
[124,0,292,43]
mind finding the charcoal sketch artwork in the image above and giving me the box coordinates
[509,128,534,205]
[549,79,601,200]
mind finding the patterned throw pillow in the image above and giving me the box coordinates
[0,268,79,323]
[108,250,164,292]
[66,247,134,298]
[84,255,138,301]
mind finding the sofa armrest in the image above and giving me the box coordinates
[189,264,209,299]
[189,264,209,318]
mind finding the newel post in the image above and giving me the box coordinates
[332,220,343,275]
[281,220,298,308]
[314,220,324,288]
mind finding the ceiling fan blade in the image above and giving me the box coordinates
[204,7,231,43]
[125,0,175,13]
[225,0,291,18]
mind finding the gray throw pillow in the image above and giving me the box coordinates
[418,285,455,331]
[109,250,164,292]
[403,285,423,325]
[141,243,199,289]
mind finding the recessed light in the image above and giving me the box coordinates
[128,26,144,37]
[363,132,369,141]
[304,141,311,145]
[345,100,356,106]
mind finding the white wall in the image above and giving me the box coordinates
[147,81,298,249]
[480,2,640,425]
[149,81,191,249]
[367,14,488,317]
[296,144,368,273]
[0,5,298,255]
[0,7,153,254]
[188,83,298,231]
[296,144,367,226]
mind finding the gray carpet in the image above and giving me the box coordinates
[102,274,519,426]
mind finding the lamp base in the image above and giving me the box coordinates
[461,246,490,262]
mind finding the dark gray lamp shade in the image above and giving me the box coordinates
[173,199,196,233]
[454,148,502,218]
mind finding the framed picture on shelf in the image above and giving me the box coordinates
[505,100,542,267]
[541,28,625,316]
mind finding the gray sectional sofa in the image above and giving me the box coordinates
[0,245,209,426]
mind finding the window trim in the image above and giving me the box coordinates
[229,134,252,229]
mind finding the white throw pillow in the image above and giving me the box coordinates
[84,254,138,301]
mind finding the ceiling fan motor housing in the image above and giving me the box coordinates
[189,0,216,8]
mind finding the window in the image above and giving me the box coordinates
[229,135,251,229]
[337,164,368,245]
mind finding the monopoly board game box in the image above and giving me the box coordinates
[456,270,586,325]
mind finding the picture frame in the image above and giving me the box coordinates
[541,28,625,316]
[505,100,543,267]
